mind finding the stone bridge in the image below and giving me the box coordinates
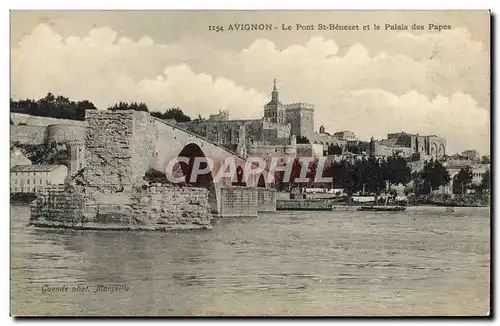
[83,110,274,216]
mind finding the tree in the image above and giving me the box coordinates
[410,171,425,196]
[453,167,473,194]
[328,144,343,155]
[421,159,451,194]
[10,93,97,120]
[346,144,360,154]
[481,155,490,164]
[363,157,386,195]
[15,140,60,164]
[75,100,97,119]
[382,155,412,191]
[296,136,310,144]
[478,169,490,193]
[150,107,192,122]
[337,160,358,195]
[107,101,149,112]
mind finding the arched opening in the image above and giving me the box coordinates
[232,165,247,187]
[258,174,266,188]
[439,144,446,158]
[177,143,213,187]
[177,143,218,213]
[430,143,437,157]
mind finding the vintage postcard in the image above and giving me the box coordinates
[10,10,490,316]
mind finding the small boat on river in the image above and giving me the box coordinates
[356,196,406,212]
[357,206,406,212]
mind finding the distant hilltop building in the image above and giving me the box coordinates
[209,110,229,121]
[369,132,446,160]
[333,130,358,142]
[178,80,448,161]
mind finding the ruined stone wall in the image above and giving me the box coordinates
[131,111,157,184]
[218,186,258,217]
[257,188,276,212]
[373,143,414,158]
[83,110,135,193]
[10,125,46,145]
[129,185,212,230]
[30,184,213,230]
[30,185,85,228]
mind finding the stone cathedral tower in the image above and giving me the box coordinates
[264,79,287,125]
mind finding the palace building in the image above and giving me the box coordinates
[176,79,446,160]
[177,79,319,158]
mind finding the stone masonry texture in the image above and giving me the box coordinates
[29,109,277,230]
[30,184,213,231]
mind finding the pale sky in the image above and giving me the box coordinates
[10,10,491,154]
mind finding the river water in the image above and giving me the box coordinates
[10,204,490,316]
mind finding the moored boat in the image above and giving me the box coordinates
[357,206,406,212]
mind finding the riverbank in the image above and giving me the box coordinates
[409,193,490,207]
[10,193,37,204]
[276,191,490,209]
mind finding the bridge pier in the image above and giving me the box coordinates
[257,188,277,212]
[216,186,258,217]
[212,186,277,217]
[30,110,277,230]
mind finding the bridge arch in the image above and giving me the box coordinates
[176,143,219,213]
[177,143,215,185]
[258,174,266,188]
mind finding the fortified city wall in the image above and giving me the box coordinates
[11,124,85,145]
[10,125,47,145]
[11,112,86,127]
